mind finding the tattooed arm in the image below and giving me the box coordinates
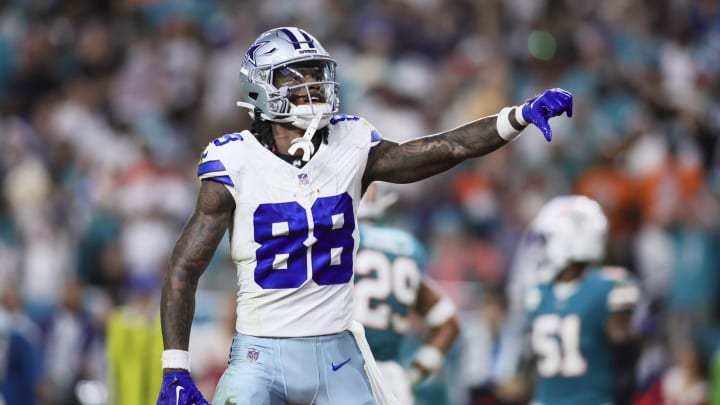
[160,180,234,371]
[362,88,573,187]
[363,116,507,186]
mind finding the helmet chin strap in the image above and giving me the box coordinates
[236,101,330,161]
[288,109,323,161]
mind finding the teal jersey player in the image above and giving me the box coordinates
[525,266,639,405]
[517,195,640,405]
[355,222,427,361]
[353,183,460,405]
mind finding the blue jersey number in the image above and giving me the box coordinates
[213,133,243,146]
[253,193,355,289]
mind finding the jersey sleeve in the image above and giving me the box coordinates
[197,133,245,186]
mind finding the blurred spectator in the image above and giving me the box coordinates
[352,55,435,204]
[76,208,125,303]
[0,195,21,288]
[459,288,527,405]
[664,189,720,349]
[0,295,44,405]
[448,159,502,239]
[574,152,639,267]
[425,226,506,309]
[105,274,163,405]
[4,26,59,118]
[636,340,708,405]
[636,139,704,227]
[38,278,99,405]
[200,14,252,135]
[711,346,720,405]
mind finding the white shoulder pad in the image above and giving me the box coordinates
[197,132,247,186]
[607,282,640,311]
[328,115,383,148]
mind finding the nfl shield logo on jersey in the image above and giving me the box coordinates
[297,173,309,186]
[247,348,259,362]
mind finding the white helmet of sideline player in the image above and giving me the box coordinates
[527,195,608,282]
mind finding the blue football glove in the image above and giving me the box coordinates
[521,88,573,141]
[157,371,210,405]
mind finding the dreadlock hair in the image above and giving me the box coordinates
[251,108,275,150]
[250,108,330,152]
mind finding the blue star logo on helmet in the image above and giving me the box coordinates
[245,40,270,66]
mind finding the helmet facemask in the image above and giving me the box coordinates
[243,59,339,127]
[270,60,338,126]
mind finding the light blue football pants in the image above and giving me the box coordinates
[212,331,376,405]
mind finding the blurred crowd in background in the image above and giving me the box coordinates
[0,0,719,404]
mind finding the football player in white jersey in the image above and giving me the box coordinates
[155,26,573,405]
[354,182,460,405]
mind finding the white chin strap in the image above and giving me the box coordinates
[237,101,331,162]
[288,111,322,161]
[288,103,332,161]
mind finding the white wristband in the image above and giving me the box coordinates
[496,105,529,141]
[162,350,190,370]
[424,297,457,327]
[413,345,444,373]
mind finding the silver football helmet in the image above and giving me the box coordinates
[238,27,339,132]
[526,195,608,282]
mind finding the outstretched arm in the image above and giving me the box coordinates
[363,88,572,186]
[364,116,505,185]
[161,180,234,356]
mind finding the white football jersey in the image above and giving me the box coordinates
[198,115,382,337]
